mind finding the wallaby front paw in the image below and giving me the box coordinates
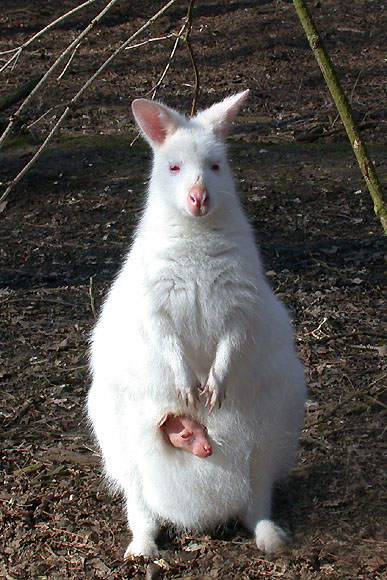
[201,372,226,413]
[175,372,201,409]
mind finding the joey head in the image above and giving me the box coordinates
[159,413,213,458]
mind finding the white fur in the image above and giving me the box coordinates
[87,91,306,558]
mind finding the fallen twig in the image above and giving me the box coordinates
[305,330,387,344]
[13,462,44,476]
[88,275,97,319]
[307,374,386,427]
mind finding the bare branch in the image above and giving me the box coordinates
[57,46,80,81]
[124,34,176,52]
[0,0,98,73]
[0,0,121,151]
[147,23,186,98]
[146,0,199,113]
[0,0,179,209]
[26,106,61,131]
[0,49,21,74]
[183,0,199,116]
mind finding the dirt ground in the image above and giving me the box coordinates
[0,1,386,579]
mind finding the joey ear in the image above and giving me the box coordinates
[158,414,171,429]
[195,89,249,137]
[132,99,183,146]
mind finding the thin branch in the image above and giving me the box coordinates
[349,69,362,103]
[124,32,177,111]
[0,0,120,151]
[57,46,80,81]
[147,24,186,98]
[124,33,175,52]
[0,0,98,73]
[0,0,178,209]
[0,50,22,74]
[26,106,58,130]
[146,0,199,114]
[128,28,185,147]
[183,0,199,116]
[67,0,178,109]
[0,49,19,74]
[185,39,199,116]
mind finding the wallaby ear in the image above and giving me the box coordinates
[132,99,183,146]
[195,89,249,137]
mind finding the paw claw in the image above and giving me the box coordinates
[202,379,225,413]
[176,376,200,410]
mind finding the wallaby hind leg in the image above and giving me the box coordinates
[123,486,159,559]
[243,473,288,553]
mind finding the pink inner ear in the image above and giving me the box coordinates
[132,100,177,145]
[145,110,169,145]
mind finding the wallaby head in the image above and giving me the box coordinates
[131,90,249,219]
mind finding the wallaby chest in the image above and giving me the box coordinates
[145,243,254,337]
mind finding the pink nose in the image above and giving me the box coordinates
[194,441,212,458]
[187,185,209,217]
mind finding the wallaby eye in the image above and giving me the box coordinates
[211,163,220,172]
[169,164,181,173]
[181,431,192,440]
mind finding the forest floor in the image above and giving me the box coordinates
[0,1,386,579]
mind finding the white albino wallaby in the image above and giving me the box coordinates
[87,90,306,559]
